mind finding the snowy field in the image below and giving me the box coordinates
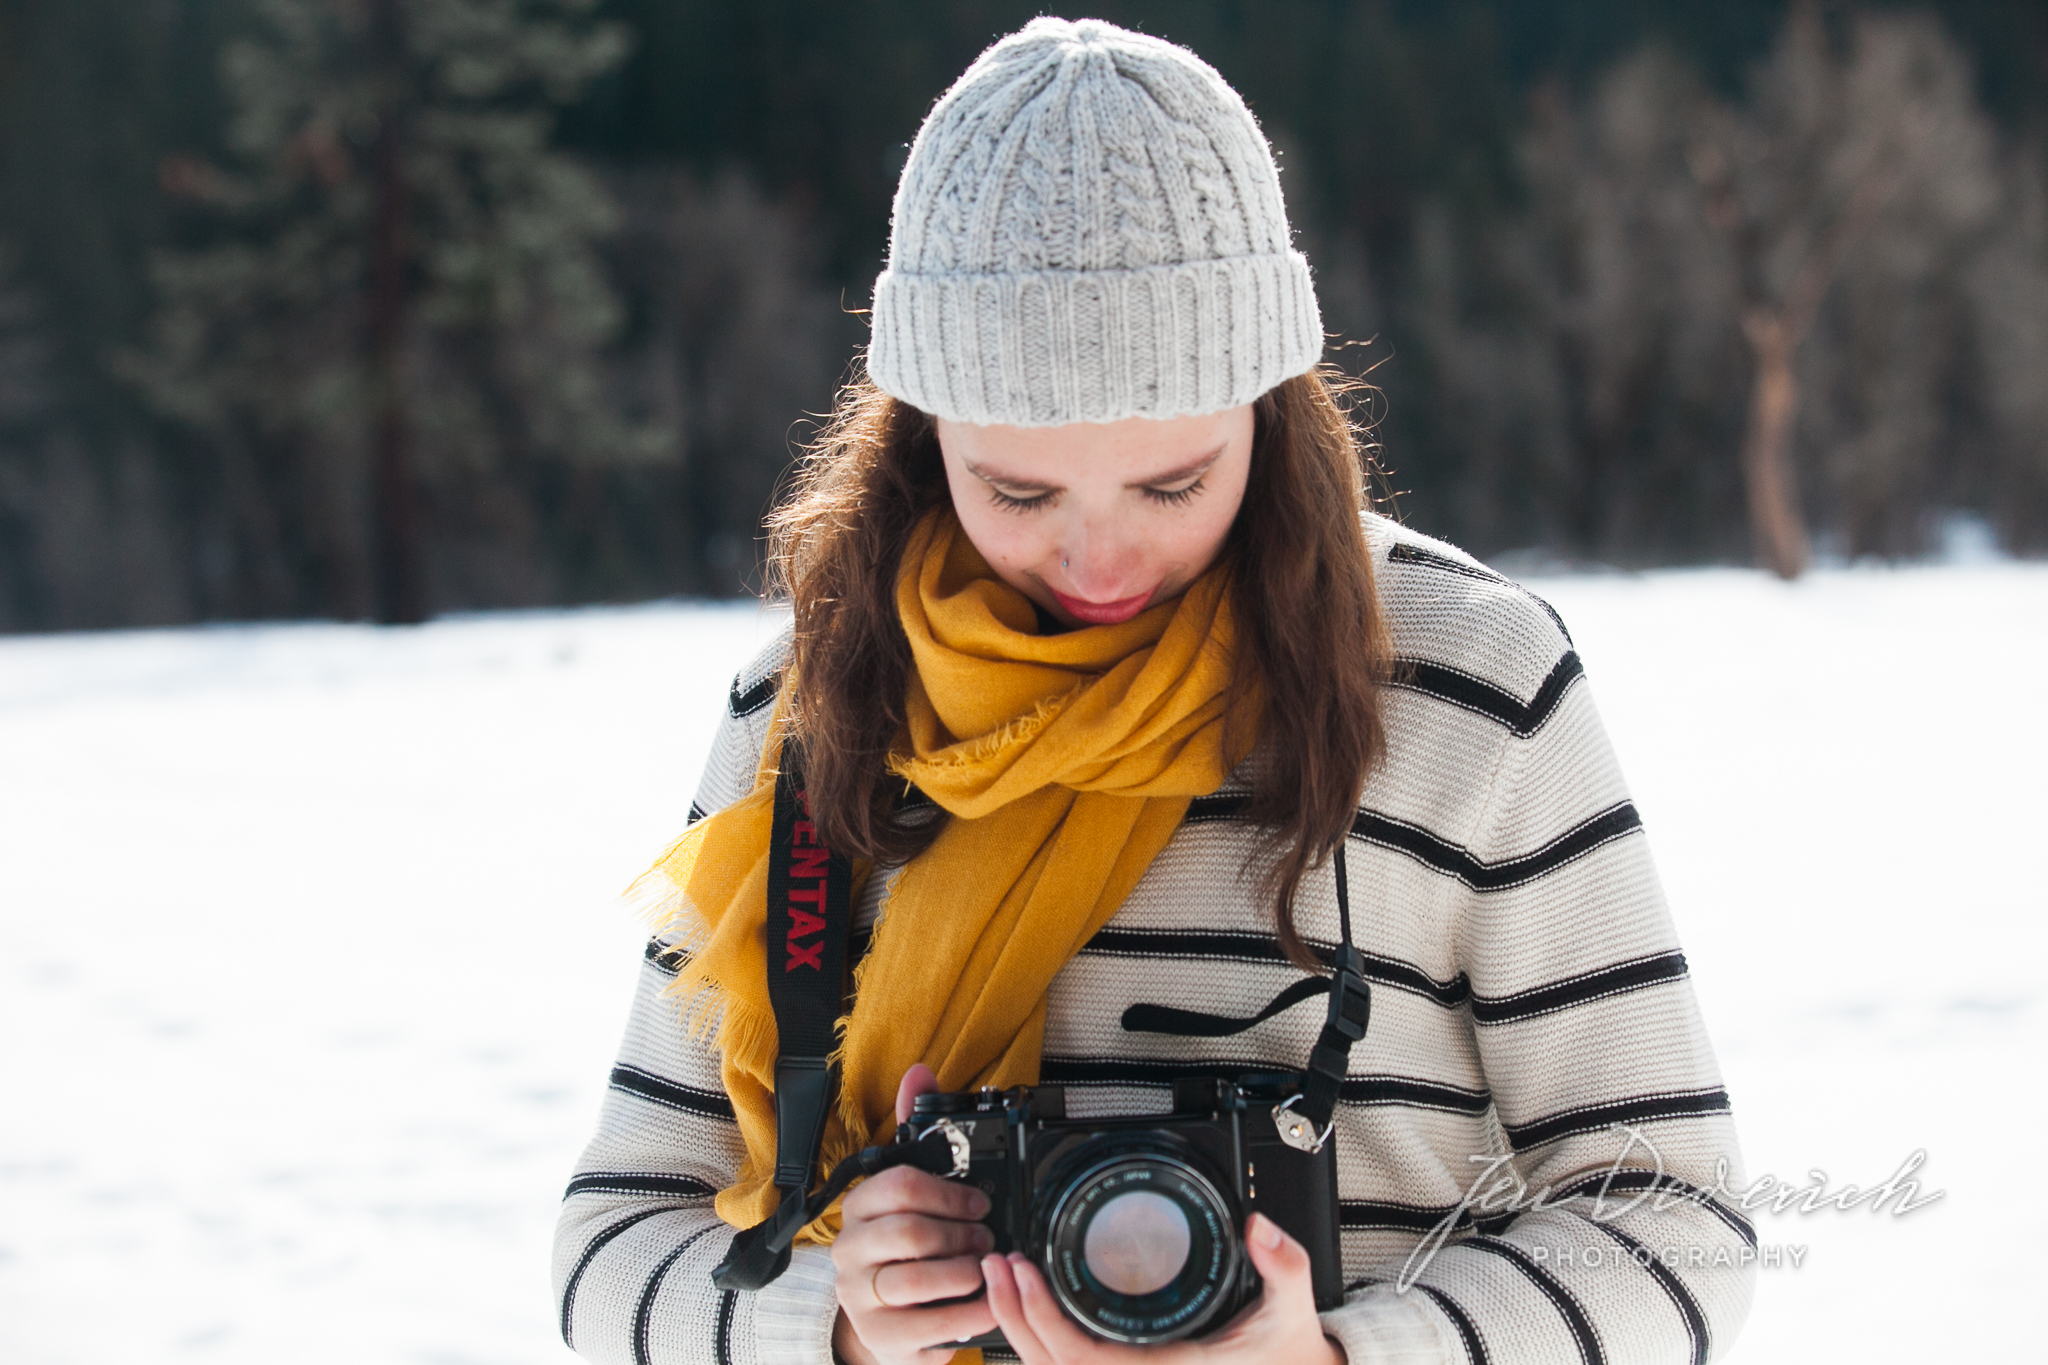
[1,563,2042,1363]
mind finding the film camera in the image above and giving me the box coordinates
[899,1074,1344,1346]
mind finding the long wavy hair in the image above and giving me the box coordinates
[767,364,1395,968]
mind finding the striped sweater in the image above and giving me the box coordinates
[552,516,1756,1365]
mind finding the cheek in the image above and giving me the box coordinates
[1163,465,1248,571]
[945,479,1044,573]
[1181,494,1241,561]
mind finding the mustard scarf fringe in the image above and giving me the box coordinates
[631,509,1256,1247]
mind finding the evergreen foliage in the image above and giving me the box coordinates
[120,0,652,620]
[0,1,2045,628]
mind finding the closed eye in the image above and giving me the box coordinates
[1142,477,1205,507]
[989,487,1055,513]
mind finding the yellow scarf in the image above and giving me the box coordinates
[634,509,1256,1243]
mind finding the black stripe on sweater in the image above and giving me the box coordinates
[1386,541,1573,645]
[1389,541,1504,583]
[1412,1283,1492,1365]
[1079,927,1472,1008]
[1471,951,1689,1024]
[686,801,708,826]
[633,1226,719,1365]
[1505,1087,1732,1151]
[728,671,779,718]
[1341,1198,1470,1233]
[1555,1169,1757,1249]
[1347,1075,1494,1113]
[1352,802,1642,891]
[1466,1237,1605,1365]
[1591,1220,1710,1365]
[643,938,689,976]
[1393,653,1584,737]
[1037,1056,1491,1114]
[1183,795,1643,891]
[1084,927,1691,1030]
[560,1205,687,1348]
[714,1286,739,1365]
[564,1171,718,1201]
[609,1064,737,1121]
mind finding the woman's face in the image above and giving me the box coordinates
[936,405,1254,628]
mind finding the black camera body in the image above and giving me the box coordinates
[898,1073,1343,1347]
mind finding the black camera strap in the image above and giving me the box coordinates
[711,738,855,1292]
[1121,843,1370,1150]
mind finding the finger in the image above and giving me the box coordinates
[872,1254,989,1308]
[1009,1253,1115,1361]
[1243,1213,1317,1317]
[858,1299,998,1358]
[895,1063,940,1124]
[855,1211,996,1265]
[981,1254,1053,1365]
[841,1164,992,1223]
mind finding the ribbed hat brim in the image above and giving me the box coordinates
[869,252,1323,426]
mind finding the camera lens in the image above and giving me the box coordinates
[1083,1190,1190,1295]
[1034,1139,1242,1344]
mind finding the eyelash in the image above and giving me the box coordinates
[987,478,1205,514]
[1144,478,1204,507]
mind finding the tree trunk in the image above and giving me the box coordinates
[367,0,423,625]
[1738,310,1811,580]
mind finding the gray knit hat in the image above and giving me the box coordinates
[868,17,1323,427]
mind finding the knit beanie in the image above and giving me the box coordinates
[867,17,1323,427]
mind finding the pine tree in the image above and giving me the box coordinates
[123,0,655,623]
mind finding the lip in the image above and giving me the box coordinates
[1051,587,1154,625]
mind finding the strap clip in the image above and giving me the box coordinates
[1272,1092,1337,1154]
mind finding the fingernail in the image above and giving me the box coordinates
[973,1226,995,1253]
[1252,1212,1283,1248]
[968,1189,991,1217]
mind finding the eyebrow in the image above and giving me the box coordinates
[965,444,1227,493]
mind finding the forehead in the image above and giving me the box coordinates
[936,406,1252,480]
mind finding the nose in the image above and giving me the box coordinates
[1058,526,1142,601]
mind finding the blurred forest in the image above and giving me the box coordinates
[0,0,2044,629]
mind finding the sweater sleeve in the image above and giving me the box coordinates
[1320,655,1756,1363]
[552,632,844,1365]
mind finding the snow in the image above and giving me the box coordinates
[1,565,2042,1362]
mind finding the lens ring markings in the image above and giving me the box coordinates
[1039,1151,1241,1344]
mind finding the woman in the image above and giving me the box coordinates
[555,19,1755,1365]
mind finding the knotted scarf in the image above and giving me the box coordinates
[632,509,1258,1245]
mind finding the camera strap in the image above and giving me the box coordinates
[1121,843,1370,1152]
[711,737,855,1292]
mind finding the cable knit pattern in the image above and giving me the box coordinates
[868,17,1323,426]
[553,515,1756,1365]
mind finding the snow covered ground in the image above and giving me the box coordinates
[1,564,2041,1363]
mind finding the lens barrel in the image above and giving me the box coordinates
[1033,1136,1243,1344]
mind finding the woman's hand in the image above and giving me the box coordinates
[832,1065,997,1365]
[979,1212,1345,1365]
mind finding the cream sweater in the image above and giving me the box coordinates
[552,516,1756,1364]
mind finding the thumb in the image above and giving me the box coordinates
[1245,1213,1316,1308]
[894,1063,939,1124]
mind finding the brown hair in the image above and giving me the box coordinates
[767,365,1394,969]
